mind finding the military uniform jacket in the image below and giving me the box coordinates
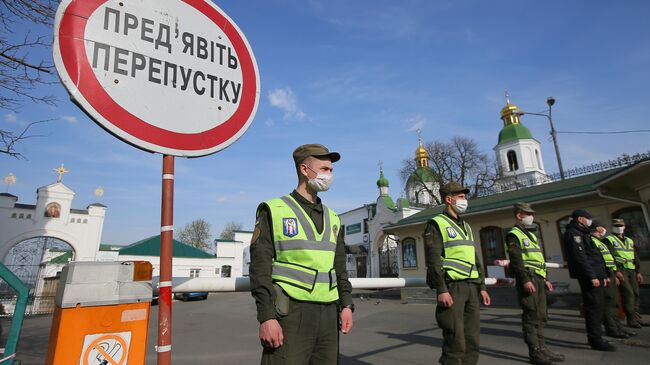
[563,220,607,280]
[249,190,353,323]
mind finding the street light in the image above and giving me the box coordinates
[516,97,565,180]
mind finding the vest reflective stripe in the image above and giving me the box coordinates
[593,237,616,271]
[432,214,479,280]
[264,195,340,302]
[271,263,337,291]
[606,235,636,270]
[509,226,547,279]
[276,239,337,252]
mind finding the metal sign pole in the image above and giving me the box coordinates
[157,155,175,364]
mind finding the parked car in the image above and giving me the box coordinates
[174,292,209,301]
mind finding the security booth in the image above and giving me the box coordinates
[45,261,153,365]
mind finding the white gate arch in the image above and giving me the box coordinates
[0,182,106,263]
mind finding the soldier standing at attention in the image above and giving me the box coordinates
[564,209,616,352]
[424,181,491,365]
[506,203,564,365]
[249,144,354,365]
[590,221,636,338]
[605,218,650,328]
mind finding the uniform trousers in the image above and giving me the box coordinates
[261,300,338,365]
[618,268,640,322]
[578,278,605,344]
[603,271,623,333]
[435,280,481,365]
[516,275,547,349]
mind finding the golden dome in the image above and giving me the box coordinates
[500,91,522,126]
[414,129,429,168]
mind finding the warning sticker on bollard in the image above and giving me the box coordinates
[80,332,131,365]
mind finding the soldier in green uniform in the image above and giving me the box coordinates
[424,181,491,365]
[590,221,635,338]
[506,203,564,365]
[249,144,354,365]
[605,218,650,328]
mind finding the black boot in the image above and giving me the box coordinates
[541,346,565,362]
[529,347,554,365]
[590,340,617,352]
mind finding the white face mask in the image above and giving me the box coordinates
[521,215,534,226]
[583,218,593,228]
[305,165,333,192]
[612,226,624,234]
[452,199,468,214]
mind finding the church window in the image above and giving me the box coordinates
[189,268,201,278]
[401,237,418,268]
[18,213,24,219]
[507,150,519,171]
[363,218,369,234]
[479,227,505,266]
[535,149,541,169]
[83,219,88,223]
[26,214,31,219]
[11,213,17,218]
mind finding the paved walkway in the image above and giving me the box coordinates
[14,292,650,364]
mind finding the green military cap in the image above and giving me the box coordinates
[292,144,341,164]
[439,181,470,196]
[514,202,535,214]
[612,218,625,226]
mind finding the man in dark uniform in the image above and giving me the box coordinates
[590,221,636,338]
[249,144,354,365]
[424,181,491,365]
[605,218,650,328]
[506,202,564,365]
[563,209,615,351]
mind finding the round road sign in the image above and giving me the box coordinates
[53,0,260,157]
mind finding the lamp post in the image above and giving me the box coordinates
[517,97,565,180]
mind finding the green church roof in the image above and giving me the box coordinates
[385,168,623,230]
[407,167,438,185]
[497,123,534,145]
[380,196,397,210]
[119,235,213,258]
[49,251,73,264]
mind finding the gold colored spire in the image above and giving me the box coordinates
[500,90,522,126]
[415,128,429,168]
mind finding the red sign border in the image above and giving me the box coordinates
[55,0,259,156]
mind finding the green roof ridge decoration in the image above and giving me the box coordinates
[119,235,213,258]
[497,123,534,145]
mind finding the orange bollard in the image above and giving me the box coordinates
[45,261,153,365]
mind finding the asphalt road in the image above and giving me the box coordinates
[13,292,650,364]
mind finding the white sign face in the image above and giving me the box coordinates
[53,0,260,157]
[79,331,131,365]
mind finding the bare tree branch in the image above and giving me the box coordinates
[0,118,51,158]
[176,219,212,250]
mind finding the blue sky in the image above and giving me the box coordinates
[2,0,650,245]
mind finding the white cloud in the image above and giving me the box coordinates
[61,115,78,124]
[268,87,307,120]
[4,113,17,123]
[404,115,427,132]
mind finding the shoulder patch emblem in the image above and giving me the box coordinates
[613,241,619,247]
[333,225,338,237]
[283,218,299,237]
[523,238,530,247]
[574,236,582,244]
[446,227,457,239]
